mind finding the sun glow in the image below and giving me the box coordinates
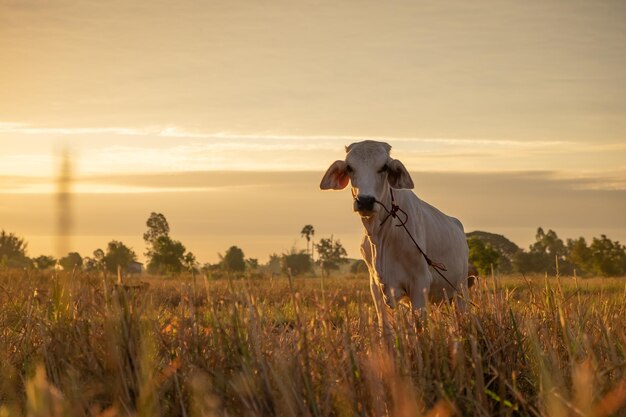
[1,122,624,187]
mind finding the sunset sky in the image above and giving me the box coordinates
[1,1,625,264]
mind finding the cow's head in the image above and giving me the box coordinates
[320,140,414,217]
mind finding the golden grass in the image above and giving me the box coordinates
[0,270,625,417]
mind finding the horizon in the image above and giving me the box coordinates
[3,168,625,265]
[1,1,625,264]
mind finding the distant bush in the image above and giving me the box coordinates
[0,230,30,268]
[103,240,137,273]
[33,255,56,270]
[59,252,82,271]
[315,237,348,277]
[466,231,519,273]
[350,259,368,275]
[468,237,500,276]
[281,250,312,276]
[220,246,246,273]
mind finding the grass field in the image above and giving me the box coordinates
[1,270,625,417]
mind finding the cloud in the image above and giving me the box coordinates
[0,121,567,146]
[0,122,623,189]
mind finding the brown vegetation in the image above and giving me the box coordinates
[0,270,625,416]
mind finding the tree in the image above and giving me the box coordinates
[266,253,282,275]
[567,237,593,275]
[465,231,519,273]
[0,230,30,268]
[147,235,187,274]
[315,237,348,276]
[103,240,137,273]
[246,258,259,270]
[530,228,566,260]
[468,237,500,276]
[588,235,626,277]
[93,248,105,270]
[281,250,312,276]
[513,227,566,274]
[33,255,56,270]
[183,252,197,272]
[143,213,195,275]
[350,259,368,275]
[82,257,97,271]
[300,225,315,259]
[220,246,246,273]
[59,252,82,271]
[143,212,170,249]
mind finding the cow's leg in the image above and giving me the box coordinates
[370,276,393,337]
[453,283,470,313]
[362,237,391,336]
[453,260,471,313]
[410,263,431,313]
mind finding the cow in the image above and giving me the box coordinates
[320,140,470,330]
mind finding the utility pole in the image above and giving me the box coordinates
[56,147,73,259]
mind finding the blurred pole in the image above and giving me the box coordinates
[56,147,73,258]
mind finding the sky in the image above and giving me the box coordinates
[0,0,625,264]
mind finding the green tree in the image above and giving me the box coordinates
[588,235,626,277]
[143,212,170,249]
[103,240,137,273]
[468,237,500,276]
[183,252,197,272]
[513,227,566,274]
[0,230,30,268]
[59,252,82,271]
[566,237,593,275]
[33,255,56,270]
[281,250,312,276]
[315,237,348,277]
[465,231,519,273]
[532,227,566,262]
[147,235,187,274]
[143,213,195,275]
[300,224,315,258]
[220,246,246,272]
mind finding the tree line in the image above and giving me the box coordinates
[0,213,197,274]
[468,228,626,277]
[209,225,348,278]
[2,218,624,277]
[0,217,350,277]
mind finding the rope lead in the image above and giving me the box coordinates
[375,189,459,293]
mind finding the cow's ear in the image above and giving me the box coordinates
[320,160,350,190]
[387,159,414,189]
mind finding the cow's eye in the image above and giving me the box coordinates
[378,164,388,173]
[346,164,354,173]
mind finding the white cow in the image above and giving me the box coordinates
[320,140,469,327]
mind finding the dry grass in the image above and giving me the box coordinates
[0,270,625,417]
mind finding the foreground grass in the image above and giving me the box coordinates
[0,271,625,417]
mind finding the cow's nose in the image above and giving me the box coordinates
[355,195,376,211]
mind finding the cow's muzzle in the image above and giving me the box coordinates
[354,195,376,214]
